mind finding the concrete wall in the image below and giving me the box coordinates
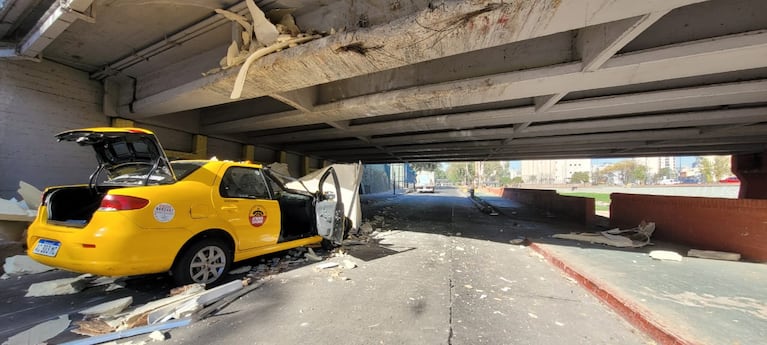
[610,193,767,262]
[207,137,242,161]
[0,60,106,199]
[500,188,596,226]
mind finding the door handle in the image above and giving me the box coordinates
[220,205,237,211]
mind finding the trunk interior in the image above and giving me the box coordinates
[46,187,106,227]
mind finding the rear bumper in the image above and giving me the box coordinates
[27,211,187,276]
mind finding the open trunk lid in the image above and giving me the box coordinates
[56,127,176,186]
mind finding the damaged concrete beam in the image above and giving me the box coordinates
[119,0,708,118]
[204,30,767,133]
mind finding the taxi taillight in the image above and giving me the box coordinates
[98,195,149,211]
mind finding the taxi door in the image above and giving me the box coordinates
[212,166,281,250]
[315,168,345,245]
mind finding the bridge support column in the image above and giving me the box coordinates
[732,150,767,199]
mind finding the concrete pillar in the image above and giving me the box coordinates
[242,145,255,162]
[192,135,208,159]
[732,151,767,199]
[111,118,134,127]
[302,156,311,175]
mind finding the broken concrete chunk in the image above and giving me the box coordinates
[649,250,683,262]
[305,248,322,262]
[72,319,115,336]
[316,262,339,270]
[342,259,357,269]
[4,314,69,345]
[687,249,741,261]
[80,296,133,317]
[246,0,279,46]
[3,255,55,275]
[25,274,91,297]
[18,181,42,209]
[169,283,205,297]
[149,330,167,341]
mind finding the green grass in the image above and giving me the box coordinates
[558,192,611,211]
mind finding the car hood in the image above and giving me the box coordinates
[55,127,176,184]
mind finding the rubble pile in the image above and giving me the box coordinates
[553,221,656,248]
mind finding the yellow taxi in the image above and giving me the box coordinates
[27,128,362,285]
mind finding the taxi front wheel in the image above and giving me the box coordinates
[172,239,232,286]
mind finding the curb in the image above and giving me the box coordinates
[528,242,694,345]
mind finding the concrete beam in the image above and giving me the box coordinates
[123,0,708,118]
[17,0,95,58]
[578,11,670,72]
[249,80,767,144]
[205,30,767,133]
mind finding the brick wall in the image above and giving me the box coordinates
[500,188,595,226]
[0,60,106,199]
[610,193,767,262]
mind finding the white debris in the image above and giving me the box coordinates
[25,274,91,297]
[4,314,69,345]
[80,297,133,317]
[228,265,252,275]
[455,246,464,251]
[3,255,55,275]
[148,330,167,341]
[18,181,43,209]
[528,312,538,319]
[0,198,28,216]
[649,250,683,262]
[342,259,357,269]
[305,248,322,261]
[316,262,339,270]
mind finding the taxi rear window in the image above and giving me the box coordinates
[171,161,205,180]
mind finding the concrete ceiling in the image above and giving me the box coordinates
[2,0,766,163]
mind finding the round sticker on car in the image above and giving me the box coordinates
[249,206,267,227]
[153,203,175,223]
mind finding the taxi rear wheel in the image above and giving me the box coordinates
[172,239,232,286]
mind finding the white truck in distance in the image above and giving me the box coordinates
[416,170,435,193]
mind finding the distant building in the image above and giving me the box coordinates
[633,156,678,175]
[520,159,591,184]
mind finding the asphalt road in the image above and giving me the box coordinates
[1,187,652,344]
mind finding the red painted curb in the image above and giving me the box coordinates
[528,242,695,345]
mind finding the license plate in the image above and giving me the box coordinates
[33,239,61,257]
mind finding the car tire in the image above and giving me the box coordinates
[172,239,232,286]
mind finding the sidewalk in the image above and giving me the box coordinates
[480,195,767,345]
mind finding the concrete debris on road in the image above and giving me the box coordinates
[68,278,254,341]
[25,274,92,297]
[316,262,339,270]
[687,249,741,261]
[3,314,70,345]
[509,237,528,245]
[79,297,134,317]
[3,254,55,276]
[148,330,167,341]
[305,247,322,261]
[649,250,683,262]
[553,221,656,248]
[342,259,357,269]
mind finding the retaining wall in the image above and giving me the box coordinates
[498,188,595,226]
[610,193,767,262]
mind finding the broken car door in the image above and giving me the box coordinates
[315,168,345,244]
